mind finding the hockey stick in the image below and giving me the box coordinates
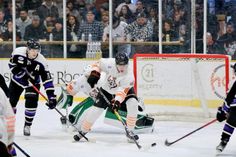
[13,142,30,157]
[27,80,91,142]
[165,118,217,146]
[97,88,156,150]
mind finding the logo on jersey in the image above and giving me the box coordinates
[107,76,117,89]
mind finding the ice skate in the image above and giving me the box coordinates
[126,131,139,143]
[9,147,17,157]
[73,131,87,142]
[23,125,31,136]
[216,140,227,153]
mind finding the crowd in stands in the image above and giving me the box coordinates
[0,0,235,59]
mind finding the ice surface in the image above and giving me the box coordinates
[14,101,236,157]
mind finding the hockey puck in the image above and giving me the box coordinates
[151,143,157,147]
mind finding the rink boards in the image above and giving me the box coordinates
[0,58,235,108]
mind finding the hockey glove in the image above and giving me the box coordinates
[112,100,121,111]
[87,70,100,88]
[46,96,57,109]
[216,106,227,122]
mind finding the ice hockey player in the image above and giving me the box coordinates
[58,64,153,134]
[0,87,16,156]
[216,63,236,153]
[71,52,140,142]
[8,39,57,136]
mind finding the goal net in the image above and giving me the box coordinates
[133,54,231,122]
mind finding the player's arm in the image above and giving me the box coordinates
[40,63,57,109]
[112,77,134,111]
[87,61,102,88]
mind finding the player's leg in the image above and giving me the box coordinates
[216,104,236,152]
[122,87,139,142]
[8,80,24,113]
[74,88,112,141]
[0,141,11,157]
[23,84,40,136]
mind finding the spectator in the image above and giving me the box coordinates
[2,20,21,41]
[218,21,236,45]
[116,0,136,14]
[134,0,148,17]
[148,7,158,24]
[101,11,109,27]
[0,9,7,34]
[118,5,135,24]
[124,12,153,57]
[207,32,226,54]
[162,19,179,53]
[77,10,104,41]
[81,2,99,21]
[77,10,104,58]
[67,15,80,58]
[37,0,59,22]
[103,15,130,57]
[124,12,153,42]
[49,18,63,57]
[44,16,55,35]
[24,15,47,41]
[66,1,82,23]
[16,8,32,40]
[23,0,42,10]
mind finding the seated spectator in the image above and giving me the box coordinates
[162,19,179,53]
[77,10,104,58]
[207,32,226,54]
[0,9,7,34]
[81,2,99,21]
[218,21,236,46]
[2,20,21,41]
[124,12,153,57]
[44,16,55,35]
[23,0,42,10]
[16,8,32,40]
[124,12,153,42]
[148,7,158,24]
[77,10,103,42]
[101,11,109,27]
[118,5,135,24]
[116,0,136,14]
[67,15,80,58]
[24,15,47,41]
[37,0,59,22]
[66,1,82,23]
[103,15,130,57]
[134,0,148,17]
[49,18,63,57]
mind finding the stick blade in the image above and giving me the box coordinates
[164,139,172,146]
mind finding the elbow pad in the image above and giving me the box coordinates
[87,70,101,88]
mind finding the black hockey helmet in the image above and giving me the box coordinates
[115,52,129,65]
[27,39,41,50]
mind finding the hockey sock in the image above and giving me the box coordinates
[126,98,138,130]
[25,108,36,126]
[81,106,104,133]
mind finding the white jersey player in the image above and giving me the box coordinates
[0,88,15,155]
[71,52,140,142]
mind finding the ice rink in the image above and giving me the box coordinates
[14,101,236,157]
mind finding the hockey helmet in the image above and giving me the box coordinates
[115,52,129,65]
[27,39,41,50]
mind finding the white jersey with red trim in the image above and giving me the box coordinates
[0,89,15,146]
[98,58,134,103]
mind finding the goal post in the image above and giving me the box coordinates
[133,53,231,121]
